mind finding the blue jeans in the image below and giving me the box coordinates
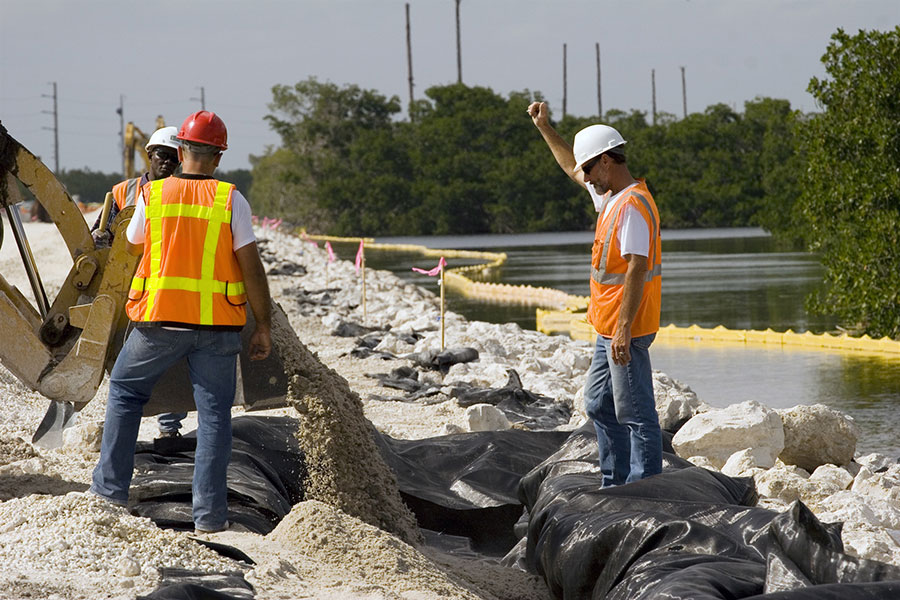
[583,333,661,487]
[90,327,241,530]
[157,411,188,433]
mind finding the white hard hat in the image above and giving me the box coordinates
[145,126,181,152]
[572,124,626,173]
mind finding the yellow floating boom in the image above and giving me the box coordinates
[536,309,900,356]
[300,230,899,357]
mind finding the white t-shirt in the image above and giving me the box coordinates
[587,182,650,258]
[126,179,256,251]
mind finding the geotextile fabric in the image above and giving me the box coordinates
[130,416,305,534]
[518,426,900,599]
[134,415,900,599]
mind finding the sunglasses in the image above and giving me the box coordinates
[581,157,599,175]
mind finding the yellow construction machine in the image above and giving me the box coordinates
[0,121,289,447]
[123,116,166,178]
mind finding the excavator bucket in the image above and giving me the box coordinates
[139,308,291,417]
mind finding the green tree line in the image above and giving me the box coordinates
[250,80,805,236]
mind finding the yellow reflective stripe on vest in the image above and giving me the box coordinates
[591,263,662,285]
[143,179,166,320]
[593,190,661,286]
[198,182,232,324]
[145,202,233,223]
[131,276,246,296]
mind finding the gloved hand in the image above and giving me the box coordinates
[91,229,112,249]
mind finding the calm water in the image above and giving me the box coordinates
[330,229,900,457]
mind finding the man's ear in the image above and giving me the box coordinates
[177,147,184,162]
[213,153,223,167]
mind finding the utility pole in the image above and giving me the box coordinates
[191,86,206,110]
[595,43,602,119]
[562,43,568,119]
[455,0,462,83]
[406,3,415,119]
[651,69,657,126]
[681,66,687,118]
[41,82,59,173]
[116,95,125,176]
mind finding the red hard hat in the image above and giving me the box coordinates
[177,110,228,150]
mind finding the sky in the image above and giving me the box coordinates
[2,0,898,175]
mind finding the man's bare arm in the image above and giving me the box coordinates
[235,242,273,361]
[527,101,589,190]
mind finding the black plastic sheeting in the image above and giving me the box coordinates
[375,428,570,554]
[515,423,900,599]
[136,569,253,600]
[130,416,305,534]
[135,415,900,599]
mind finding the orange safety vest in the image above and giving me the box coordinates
[111,177,143,211]
[586,179,662,338]
[126,177,247,327]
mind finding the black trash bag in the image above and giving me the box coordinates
[519,425,900,600]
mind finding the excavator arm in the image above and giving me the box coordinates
[1,122,139,443]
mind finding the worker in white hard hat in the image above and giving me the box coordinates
[91,125,187,440]
[528,101,663,487]
[91,126,181,246]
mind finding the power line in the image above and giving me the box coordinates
[596,43,602,119]
[455,0,462,84]
[191,87,206,110]
[406,3,415,120]
[41,82,59,173]
[562,43,568,119]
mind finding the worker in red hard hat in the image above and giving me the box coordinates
[91,110,273,534]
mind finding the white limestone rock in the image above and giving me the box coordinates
[464,404,511,432]
[813,490,900,530]
[721,447,776,477]
[839,522,900,566]
[61,420,103,454]
[777,404,859,472]
[373,334,415,355]
[686,456,720,471]
[445,362,511,389]
[851,466,900,505]
[856,453,895,473]
[439,423,465,435]
[754,466,813,504]
[809,464,854,492]
[671,400,784,469]
[653,371,707,432]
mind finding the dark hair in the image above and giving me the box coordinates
[605,145,626,164]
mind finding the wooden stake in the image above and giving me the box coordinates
[440,265,445,350]
[361,247,367,324]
